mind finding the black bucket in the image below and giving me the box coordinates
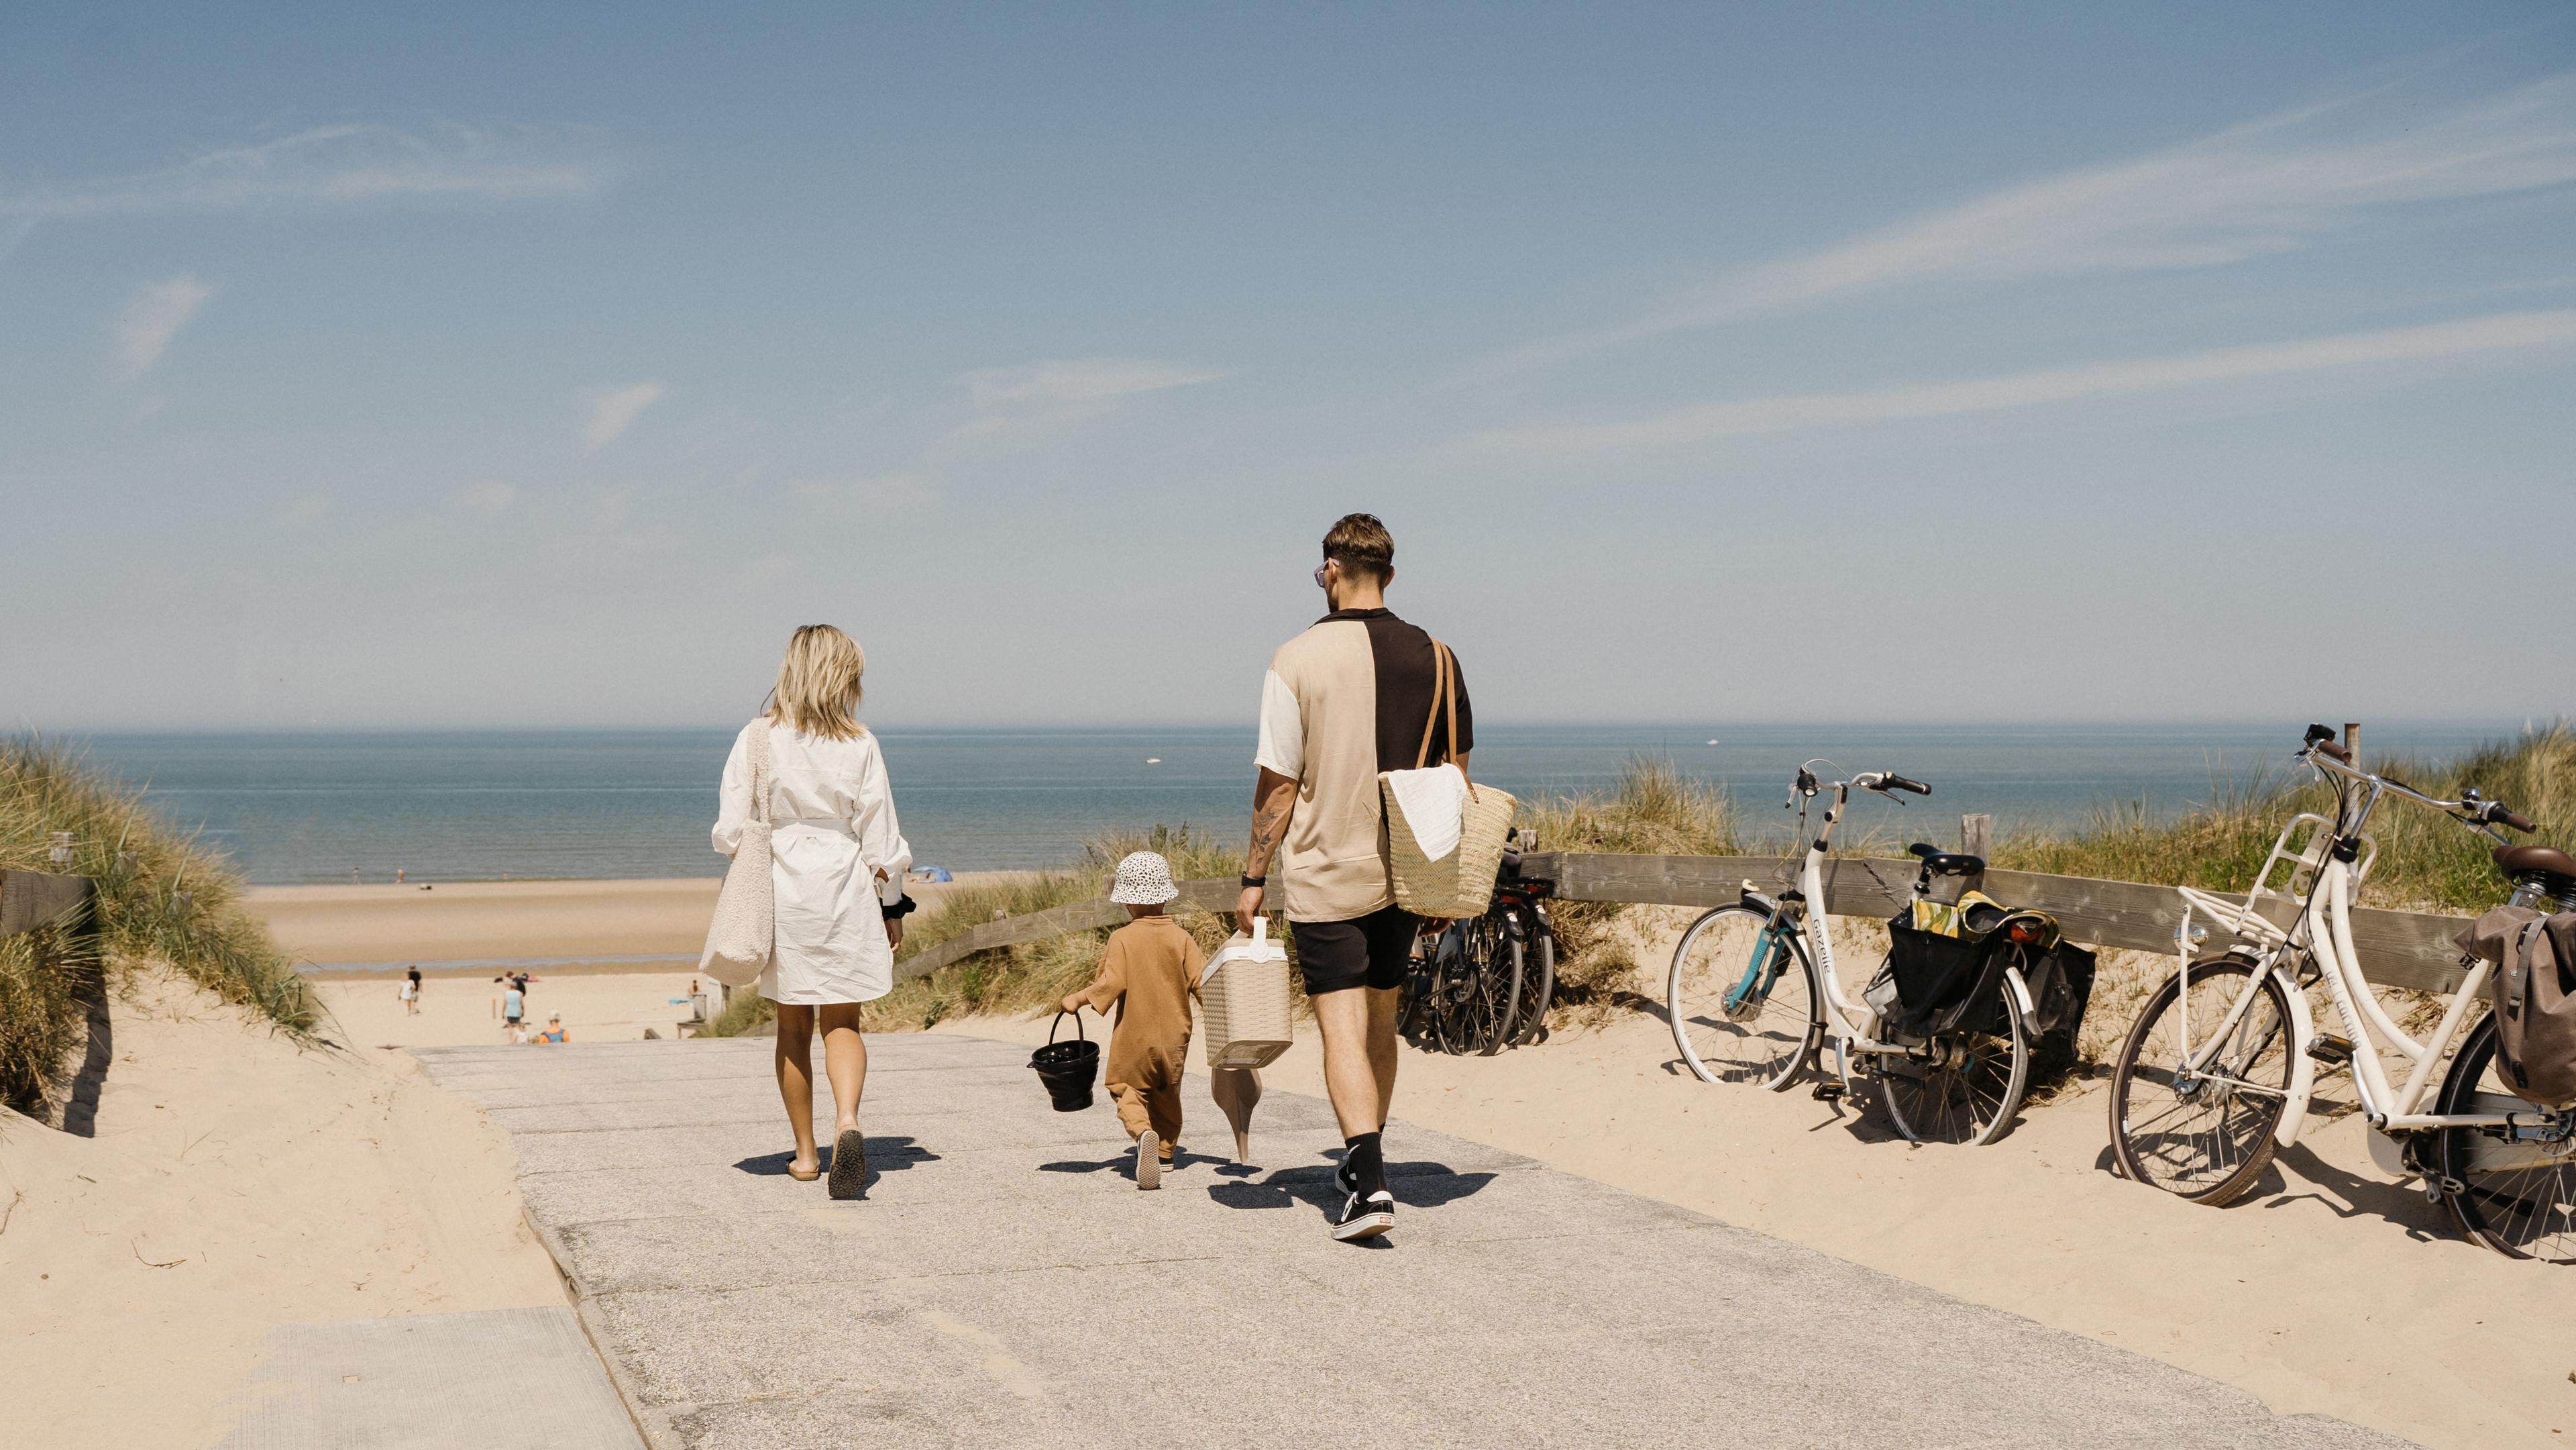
[1030,1010,1101,1112]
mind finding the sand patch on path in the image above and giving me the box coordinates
[0,972,565,1448]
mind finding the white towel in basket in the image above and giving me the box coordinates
[1384,762,1469,862]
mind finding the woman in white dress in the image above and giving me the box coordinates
[712,625,915,1198]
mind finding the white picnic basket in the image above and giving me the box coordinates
[1381,640,1515,919]
[1200,917,1295,1070]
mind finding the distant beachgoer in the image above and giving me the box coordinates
[501,984,525,1039]
[712,624,916,1200]
[1061,852,1203,1191]
[401,966,421,1016]
[535,1013,568,1045]
[1240,513,1470,1243]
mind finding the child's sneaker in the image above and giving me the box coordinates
[1136,1131,1161,1190]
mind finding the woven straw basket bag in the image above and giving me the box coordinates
[698,721,774,988]
[1200,917,1295,1070]
[1382,641,1515,919]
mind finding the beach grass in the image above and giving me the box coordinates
[1515,757,1738,1026]
[712,728,2571,1060]
[1991,725,2576,911]
[1,737,319,1111]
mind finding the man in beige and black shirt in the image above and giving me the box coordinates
[1237,513,1472,1243]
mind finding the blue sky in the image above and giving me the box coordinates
[5,5,2573,729]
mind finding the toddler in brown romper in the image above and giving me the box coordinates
[1063,851,1203,1190]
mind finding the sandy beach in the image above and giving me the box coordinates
[249,877,724,968]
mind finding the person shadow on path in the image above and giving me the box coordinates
[734,1135,942,1196]
[1203,1155,1499,1219]
[1038,1145,1232,1182]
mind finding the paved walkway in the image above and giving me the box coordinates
[416,1035,2412,1450]
[220,1306,642,1449]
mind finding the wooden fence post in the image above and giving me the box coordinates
[1959,813,1992,895]
[2344,721,2362,766]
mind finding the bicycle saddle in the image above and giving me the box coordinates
[1908,842,1986,876]
[2493,844,2576,880]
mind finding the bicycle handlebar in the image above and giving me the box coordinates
[2300,730,2536,835]
[1878,774,1931,796]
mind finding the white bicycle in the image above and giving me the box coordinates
[1667,763,2042,1146]
[2106,724,2576,1261]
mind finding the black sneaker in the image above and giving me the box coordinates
[1331,1187,1395,1242]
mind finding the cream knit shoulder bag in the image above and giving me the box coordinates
[700,721,775,988]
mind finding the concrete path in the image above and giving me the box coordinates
[220,1306,643,1449]
[417,1035,2413,1450]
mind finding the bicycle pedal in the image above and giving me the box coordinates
[1810,1080,1846,1102]
[2306,1035,2355,1065]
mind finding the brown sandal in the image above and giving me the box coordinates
[787,1157,820,1182]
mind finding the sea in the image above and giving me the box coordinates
[64,721,2526,886]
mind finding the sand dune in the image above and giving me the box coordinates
[0,972,565,1449]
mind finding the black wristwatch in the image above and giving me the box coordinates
[1240,874,1267,889]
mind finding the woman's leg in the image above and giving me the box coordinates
[818,1002,868,1134]
[774,1003,818,1172]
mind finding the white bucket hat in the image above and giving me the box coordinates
[1110,850,1179,905]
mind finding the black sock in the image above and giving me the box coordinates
[1343,1131,1385,1197]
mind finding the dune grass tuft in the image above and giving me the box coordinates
[1,737,318,1111]
[1992,724,2575,912]
[1517,757,1738,1027]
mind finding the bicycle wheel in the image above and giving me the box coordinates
[1667,904,1819,1090]
[1880,969,2031,1146]
[1434,915,1520,1055]
[2106,955,2292,1202]
[1510,913,1556,1047]
[2436,1011,2576,1263]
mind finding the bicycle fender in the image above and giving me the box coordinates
[2002,964,2037,1037]
[2274,977,2318,1148]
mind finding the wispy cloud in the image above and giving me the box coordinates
[949,356,1228,439]
[1461,309,2576,452]
[1,123,616,223]
[580,382,666,453]
[117,275,214,376]
[1493,73,2576,373]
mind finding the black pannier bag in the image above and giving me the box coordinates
[2020,939,2096,1086]
[1867,897,2096,1086]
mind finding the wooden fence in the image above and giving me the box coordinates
[890,854,2471,994]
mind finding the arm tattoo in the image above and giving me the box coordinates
[1246,773,1295,878]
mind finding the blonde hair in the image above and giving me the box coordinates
[764,625,868,740]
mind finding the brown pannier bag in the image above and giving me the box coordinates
[2455,906,2576,1107]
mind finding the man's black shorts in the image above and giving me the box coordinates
[1291,903,1419,995]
